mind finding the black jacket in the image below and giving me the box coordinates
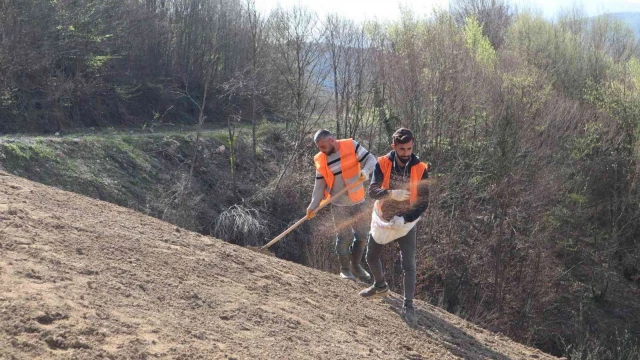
[369,151,429,223]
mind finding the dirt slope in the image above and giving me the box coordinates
[0,172,558,359]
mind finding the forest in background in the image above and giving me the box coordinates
[2,0,640,357]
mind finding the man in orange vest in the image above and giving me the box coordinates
[307,129,377,281]
[359,128,429,323]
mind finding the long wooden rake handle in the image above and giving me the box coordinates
[261,178,365,250]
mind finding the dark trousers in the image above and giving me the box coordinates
[330,202,369,256]
[366,227,417,304]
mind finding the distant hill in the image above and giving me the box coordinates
[608,12,640,37]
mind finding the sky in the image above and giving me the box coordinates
[255,0,640,22]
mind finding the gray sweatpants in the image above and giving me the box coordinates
[366,227,417,305]
[330,202,369,256]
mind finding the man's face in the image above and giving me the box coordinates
[316,138,336,155]
[392,141,413,163]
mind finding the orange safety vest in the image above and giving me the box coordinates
[313,139,365,203]
[378,155,428,204]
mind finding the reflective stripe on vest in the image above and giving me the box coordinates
[378,155,428,204]
[313,139,365,203]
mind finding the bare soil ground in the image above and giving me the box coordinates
[0,172,559,359]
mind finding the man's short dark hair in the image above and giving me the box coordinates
[392,128,414,145]
[314,129,334,143]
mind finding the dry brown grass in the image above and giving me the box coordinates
[212,204,268,246]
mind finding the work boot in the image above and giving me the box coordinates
[402,302,417,324]
[350,241,371,282]
[359,282,389,299]
[351,263,371,282]
[339,255,356,281]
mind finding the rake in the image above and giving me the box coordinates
[258,177,366,252]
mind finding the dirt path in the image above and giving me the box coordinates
[0,172,559,359]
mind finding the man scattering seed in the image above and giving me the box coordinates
[359,128,430,324]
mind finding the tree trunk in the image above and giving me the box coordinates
[228,115,238,199]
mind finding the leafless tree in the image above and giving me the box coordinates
[266,6,330,189]
[450,0,513,49]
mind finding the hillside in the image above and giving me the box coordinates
[0,172,558,359]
